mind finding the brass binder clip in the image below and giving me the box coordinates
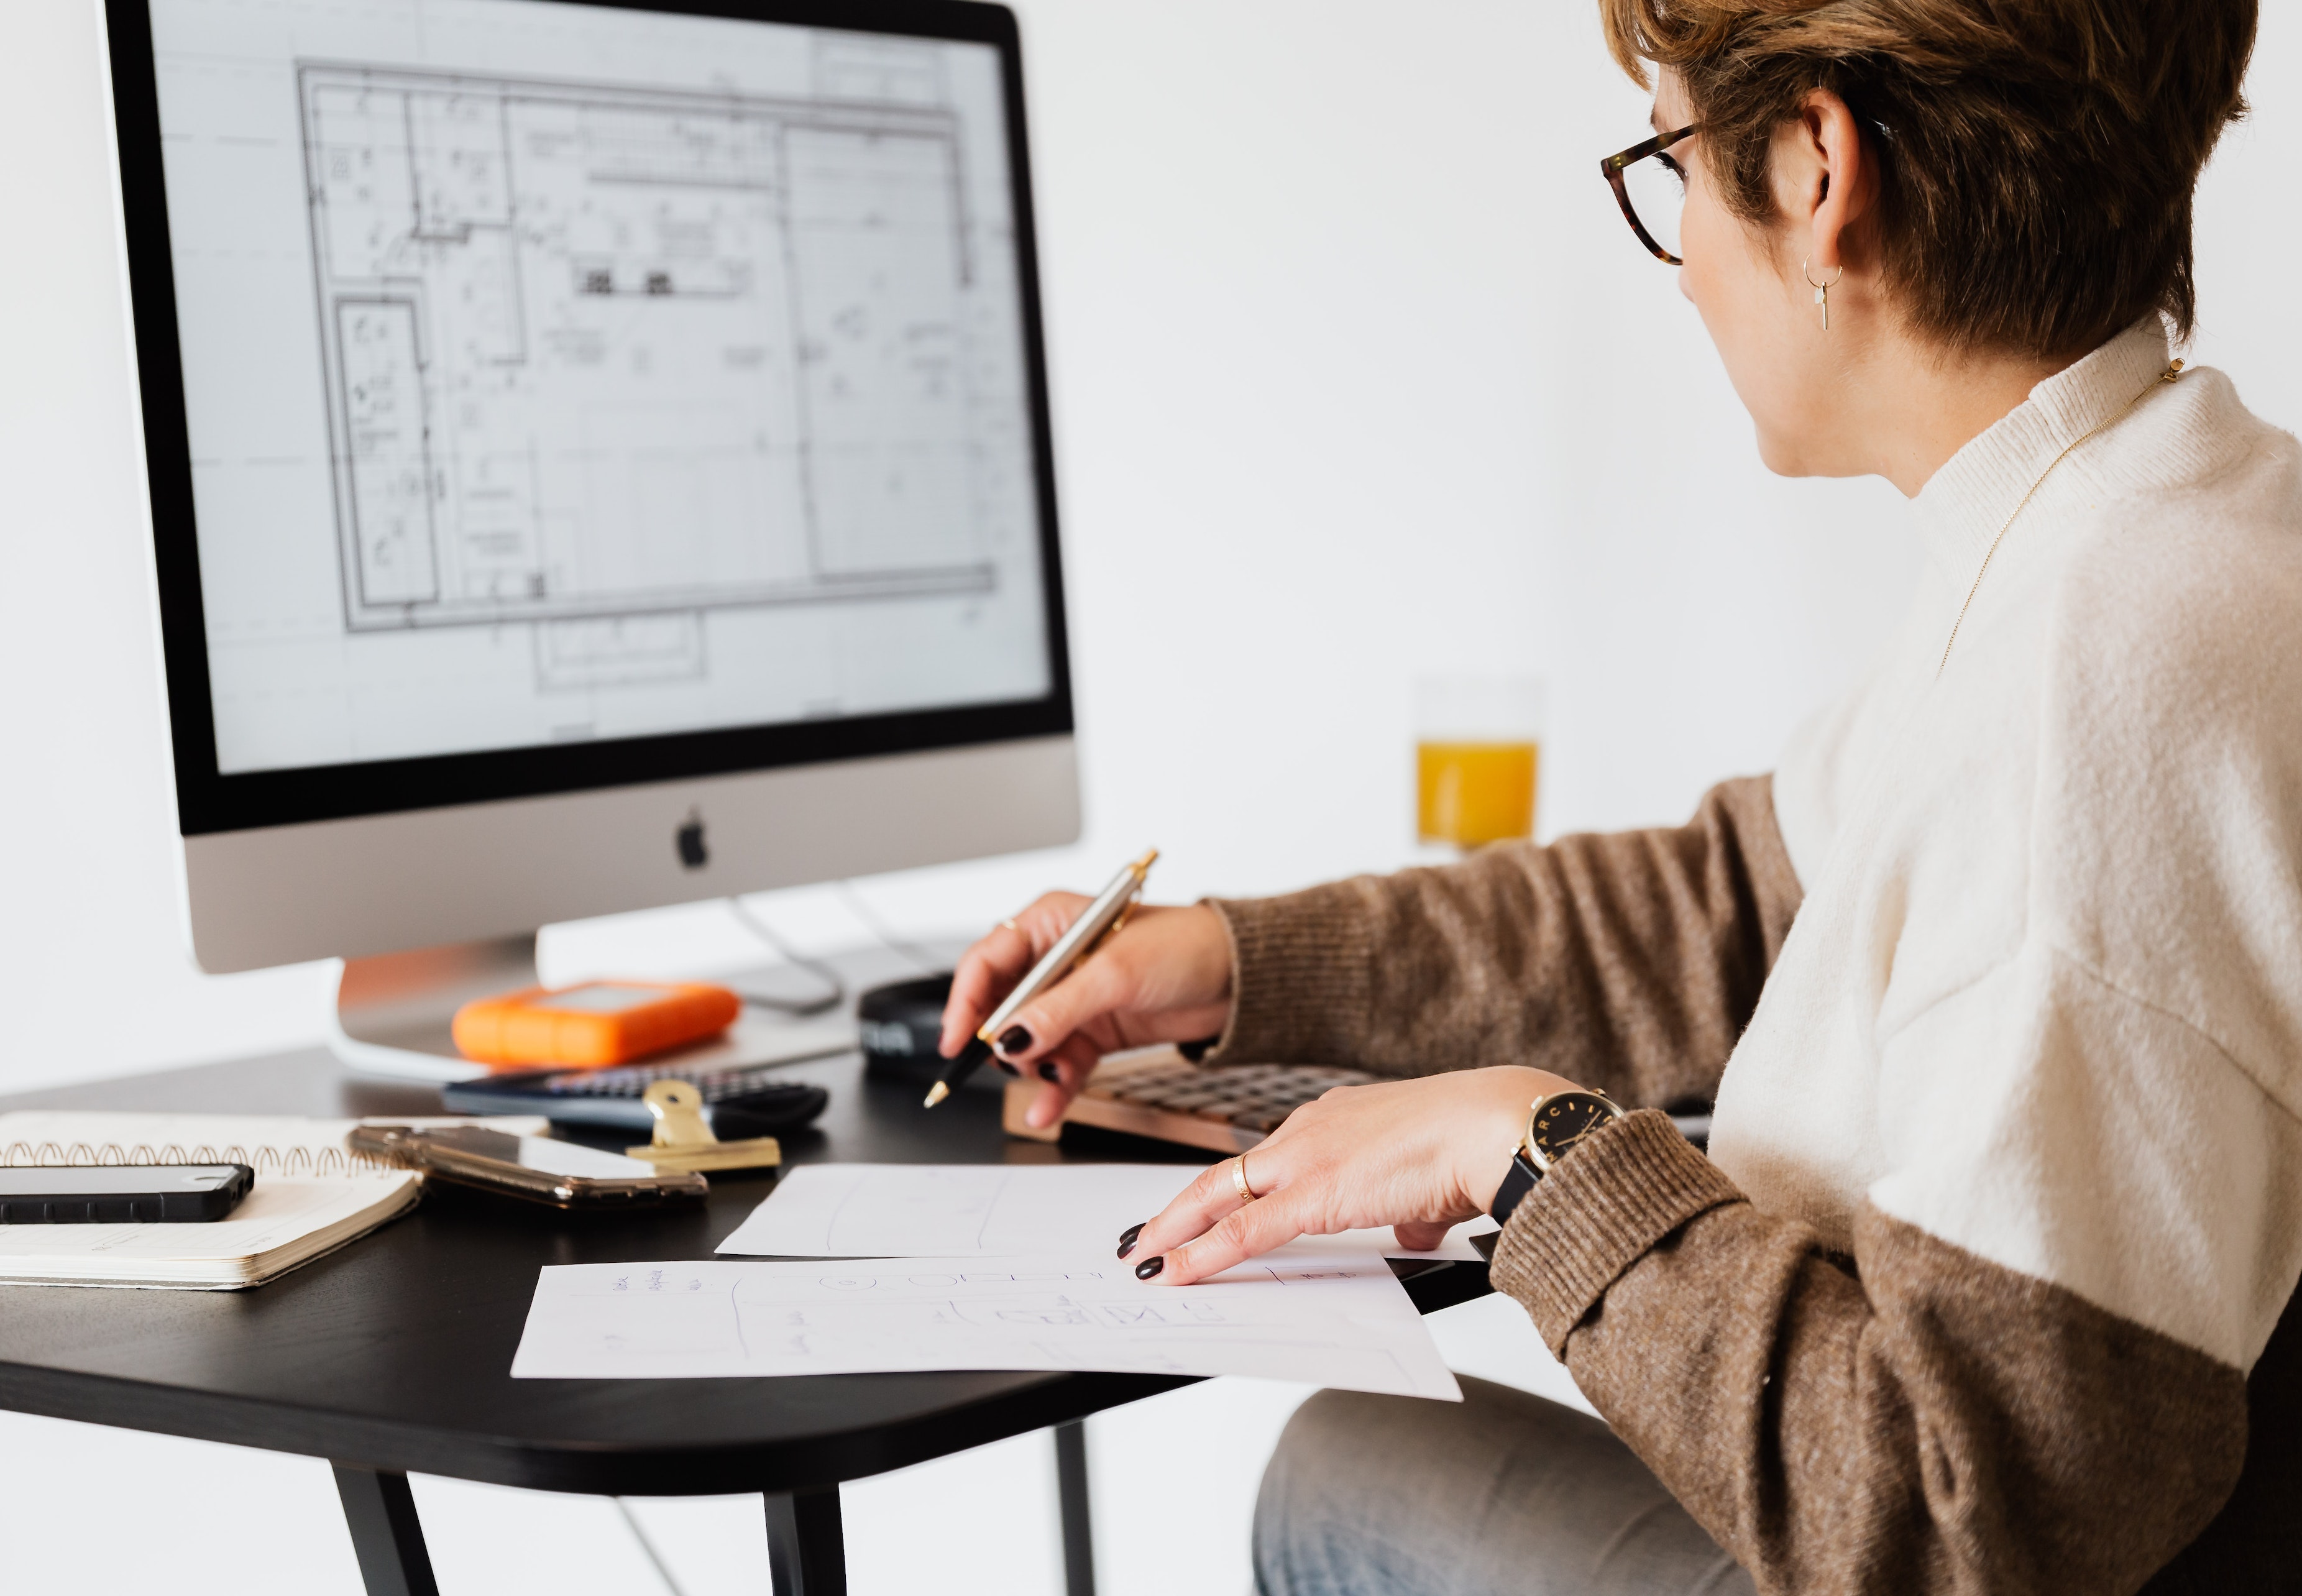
[622,1081,781,1173]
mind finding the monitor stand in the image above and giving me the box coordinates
[326,935,864,1083]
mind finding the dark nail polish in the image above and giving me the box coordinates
[997,1025,1032,1057]
[995,1058,1019,1076]
[1116,1222,1144,1259]
[1134,1255,1164,1280]
[1038,1061,1061,1083]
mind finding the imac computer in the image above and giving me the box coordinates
[106,0,1078,1076]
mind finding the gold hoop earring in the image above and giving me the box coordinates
[1804,259,1845,331]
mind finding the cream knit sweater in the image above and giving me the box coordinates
[1717,320,2302,1372]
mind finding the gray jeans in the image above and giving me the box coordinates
[1254,1377,1755,1596]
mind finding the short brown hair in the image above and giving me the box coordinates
[1600,0,2257,359]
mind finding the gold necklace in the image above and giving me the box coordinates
[1937,359,2185,676]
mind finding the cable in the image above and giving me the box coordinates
[725,896,846,1017]
[834,879,942,973]
[614,1499,689,1596]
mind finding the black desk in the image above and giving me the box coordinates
[0,1048,1490,1595]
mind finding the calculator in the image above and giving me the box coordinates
[441,1058,830,1140]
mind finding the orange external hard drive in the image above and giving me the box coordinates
[451,981,741,1070]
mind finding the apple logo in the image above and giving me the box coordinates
[676,809,708,871]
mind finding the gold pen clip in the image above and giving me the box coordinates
[1089,848,1160,953]
[970,848,1161,1047]
[1082,896,1145,962]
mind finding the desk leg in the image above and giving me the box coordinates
[764,1485,846,1595]
[1055,1419,1096,1596]
[331,1464,440,1596]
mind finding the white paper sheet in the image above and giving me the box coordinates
[510,1252,1463,1400]
[714,1164,1498,1264]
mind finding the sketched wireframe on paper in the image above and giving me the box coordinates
[511,1252,1465,1400]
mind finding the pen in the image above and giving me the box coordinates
[924,848,1160,1108]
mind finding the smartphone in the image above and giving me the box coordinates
[347,1124,709,1210]
[0,1164,254,1224]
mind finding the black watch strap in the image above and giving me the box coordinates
[1488,1149,1542,1227]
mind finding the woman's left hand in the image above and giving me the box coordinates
[1119,1065,1580,1285]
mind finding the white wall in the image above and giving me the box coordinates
[1,2,2296,1593]
[5,2,2297,1085]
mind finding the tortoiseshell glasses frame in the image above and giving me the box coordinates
[1601,124,1698,265]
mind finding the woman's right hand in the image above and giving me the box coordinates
[938,896,1234,1129]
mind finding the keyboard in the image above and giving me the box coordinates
[1005,1051,1378,1153]
[1004,1048,1715,1154]
[442,1059,830,1139]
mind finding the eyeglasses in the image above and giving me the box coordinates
[1601,125,1697,265]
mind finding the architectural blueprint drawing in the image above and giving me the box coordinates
[153,0,1053,772]
[509,1253,1463,1399]
[299,63,998,635]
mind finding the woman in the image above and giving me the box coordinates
[945,1,2298,1592]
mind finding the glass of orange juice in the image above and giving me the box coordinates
[1416,675,1544,850]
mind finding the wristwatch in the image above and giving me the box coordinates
[1488,1088,1626,1226]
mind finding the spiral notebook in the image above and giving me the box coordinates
[0,1111,541,1290]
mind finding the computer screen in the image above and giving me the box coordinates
[123,0,1068,832]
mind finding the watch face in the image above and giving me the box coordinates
[1528,1093,1617,1165]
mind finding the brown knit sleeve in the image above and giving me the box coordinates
[1489,1112,2250,1594]
[1201,774,1802,1109]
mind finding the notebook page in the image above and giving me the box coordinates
[0,1111,549,1176]
[0,1172,420,1286]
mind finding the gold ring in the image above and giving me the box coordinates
[1231,1155,1255,1204]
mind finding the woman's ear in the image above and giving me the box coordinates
[1779,89,1875,278]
